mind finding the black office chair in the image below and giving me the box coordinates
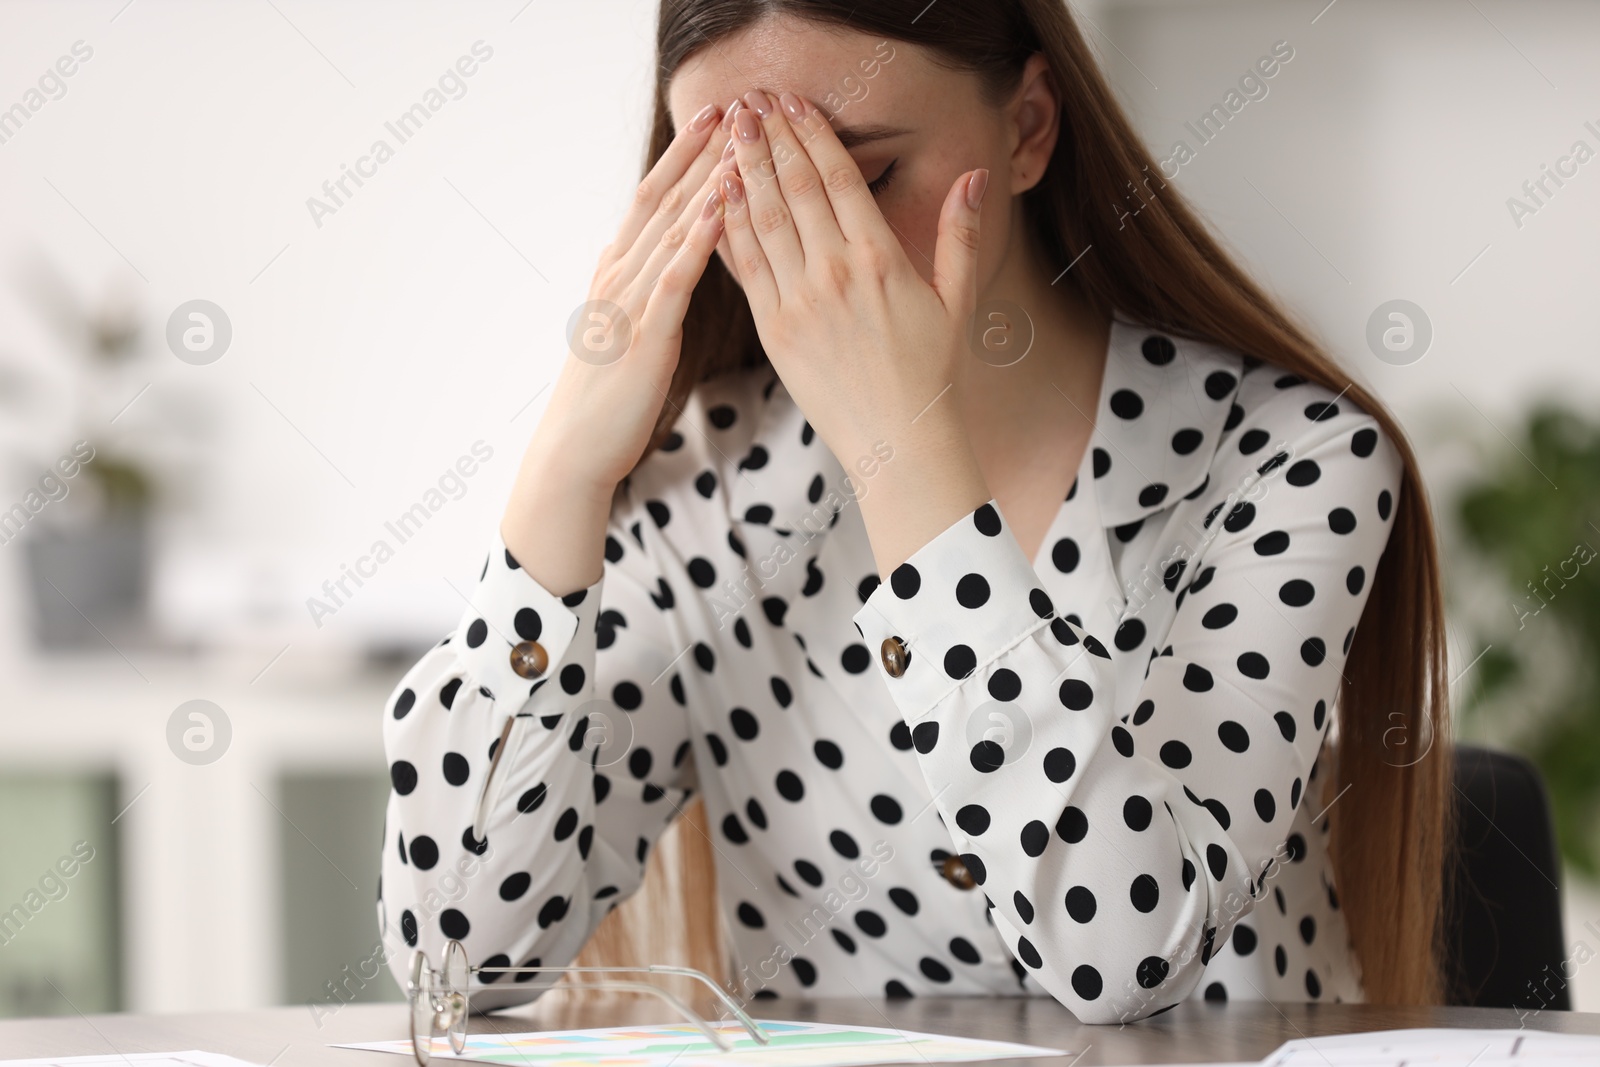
[1444,744,1570,1011]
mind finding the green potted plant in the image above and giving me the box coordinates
[1451,403,1600,875]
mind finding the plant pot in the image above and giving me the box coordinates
[23,508,150,650]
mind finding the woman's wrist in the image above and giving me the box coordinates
[500,443,619,599]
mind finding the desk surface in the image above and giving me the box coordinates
[1,996,1595,1065]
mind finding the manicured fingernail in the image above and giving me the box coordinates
[721,172,745,204]
[721,137,735,160]
[721,98,743,130]
[734,108,761,143]
[689,103,717,131]
[779,91,805,121]
[966,168,990,211]
[702,188,724,219]
[743,89,772,117]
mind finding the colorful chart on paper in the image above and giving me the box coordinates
[335,1019,1068,1067]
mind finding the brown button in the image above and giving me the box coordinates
[880,636,909,677]
[509,640,548,679]
[941,854,976,890]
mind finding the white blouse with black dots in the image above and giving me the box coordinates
[377,315,1403,1023]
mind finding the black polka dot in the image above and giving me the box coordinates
[1123,795,1153,831]
[442,752,469,786]
[1255,789,1277,822]
[1058,678,1094,711]
[776,770,805,801]
[1137,956,1170,989]
[1160,741,1192,768]
[944,644,977,680]
[1205,371,1237,400]
[889,563,921,599]
[1130,875,1159,913]
[1329,507,1356,534]
[956,804,991,836]
[1238,428,1271,455]
[1020,820,1049,857]
[955,573,991,608]
[1056,806,1088,844]
[1142,335,1176,365]
[1237,652,1270,679]
[390,761,418,795]
[441,908,470,939]
[1065,885,1097,922]
[1254,530,1290,555]
[1110,389,1144,419]
[1218,721,1251,752]
[1071,964,1103,999]
[409,835,438,870]
[1287,459,1321,486]
[1305,401,1340,422]
[1043,747,1076,783]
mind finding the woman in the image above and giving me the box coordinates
[378,0,1452,1024]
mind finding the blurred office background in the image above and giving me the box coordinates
[0,0,1597,1020]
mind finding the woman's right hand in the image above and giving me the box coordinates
[503,101,737,593]
[537,101,737,489]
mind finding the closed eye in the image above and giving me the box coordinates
[866,159,898,196]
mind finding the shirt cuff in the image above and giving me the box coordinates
[851,500,1060,721]
[453,528,605,706]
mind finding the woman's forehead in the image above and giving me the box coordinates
[666,18,912,125]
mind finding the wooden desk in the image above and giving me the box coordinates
[1,996,1596,1065]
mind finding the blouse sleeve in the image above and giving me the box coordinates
[377,477,695,1011]
[849,391,1403,1023]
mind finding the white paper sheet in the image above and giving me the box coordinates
[335,1018,1067,1067]
[1,1054,266,1067]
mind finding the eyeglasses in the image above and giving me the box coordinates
[405,940,772,1064]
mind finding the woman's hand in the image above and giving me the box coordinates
[534,101,739,491]
[717,89,995,576]
[502,102,736,594]
[717,89,989,467]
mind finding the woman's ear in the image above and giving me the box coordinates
[1008,52,1060,194]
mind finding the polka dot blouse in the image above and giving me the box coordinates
[378,315,1403,1022]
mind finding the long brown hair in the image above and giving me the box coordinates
[572,0,1454,1009]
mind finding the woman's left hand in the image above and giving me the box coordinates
[717,89,990,467]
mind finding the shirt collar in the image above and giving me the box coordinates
[1087,315,1246,528]
[722,313,1247,563]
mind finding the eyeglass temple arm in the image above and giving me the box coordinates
[472,977,734,1052]
[472,964,770,1045]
